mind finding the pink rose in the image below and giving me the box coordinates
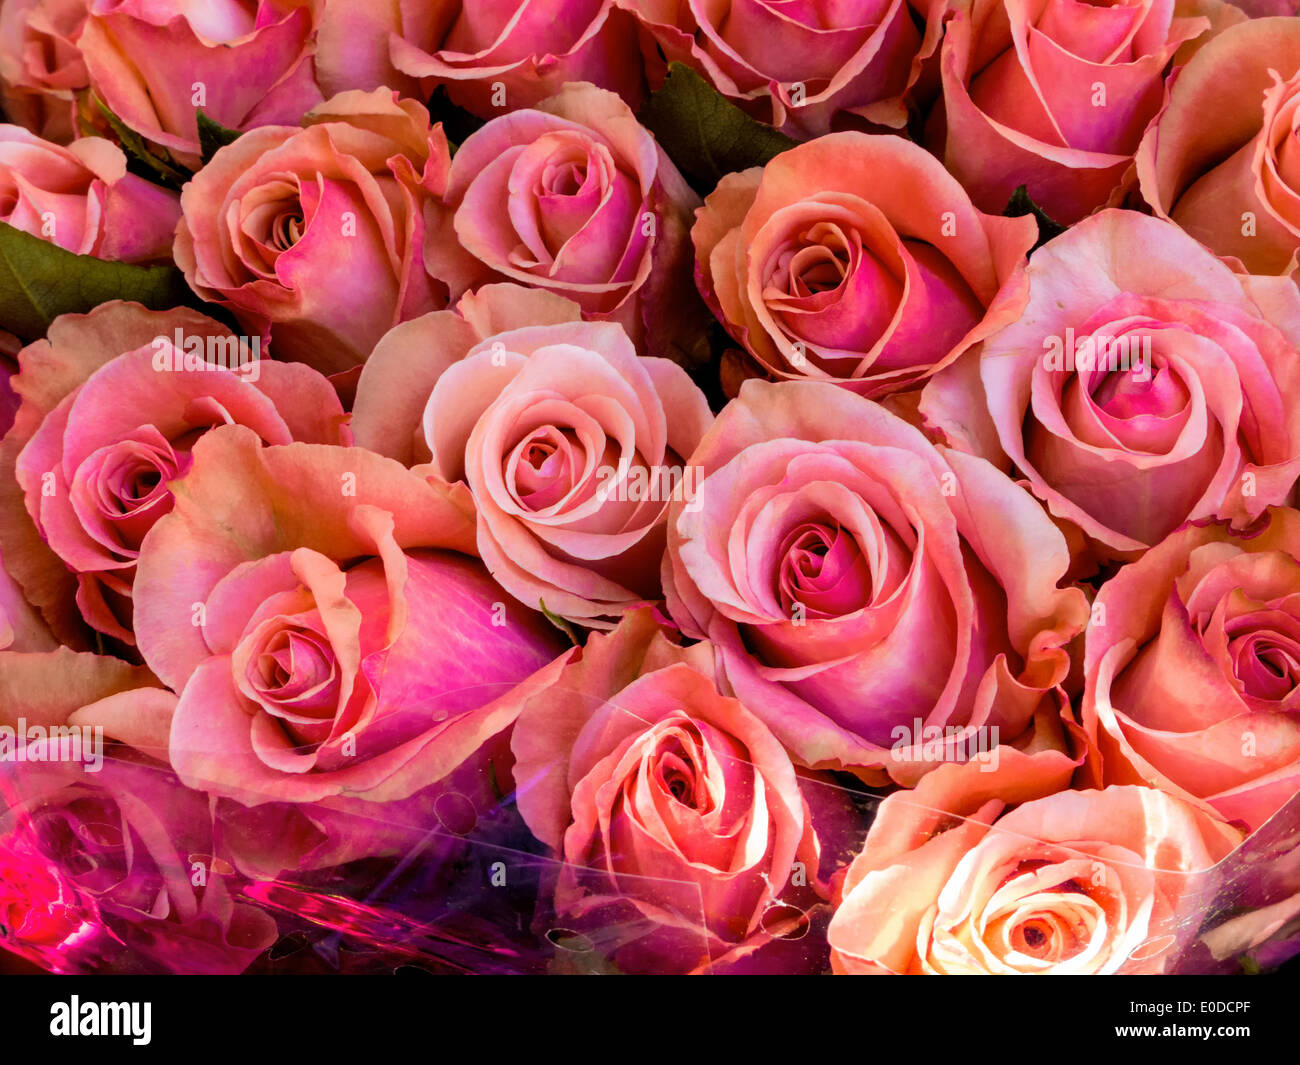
[828,749,1241,973]
[354,285,713,626]
[1083,507,1300,833]
[175,89,486,373]
[375,0,644,117]
[0,0,89,143]
[0,124,179,262]
[663,379,1089,781]
[445,83,711,366]
[78,0,324,167]
[693,133,1037,398]
[930,0,1211,224]
[1137,17,1300,275]
[923,210,1300,565]
[620,0,930,138]
[132,424,569,806]
[511,609,860,974]
[0,302,348,648]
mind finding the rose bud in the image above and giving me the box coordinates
[0,0,89,144]
[693,133,1037,398]
[828,749,1241,974]
[923,209,1300,567]
[1083,506,1300,833]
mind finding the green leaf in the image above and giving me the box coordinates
[197,110,242,165]
[93,93,188,188]
[1003,185,1067,250]
[637,63,798,195]
[538,598,582,647]
[0,222,193,341]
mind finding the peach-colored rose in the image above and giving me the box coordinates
[355,286,712,626]
[693,133,1037,397]
[1137,16,1300,275]
[511,609,861,973]
[828,749,1241,973]
[0,302,349,648]
[78,0,324,167]
[663,379,1089,782]
[0,124,179,262]
[620,0,931,138]
[445,83,711,366]
[132,425,569,806]
[931,0,1212,224]
[924,210,1300,567]
[175,89,488,374]
[0,0,89,143]
[1083,507,1300,833]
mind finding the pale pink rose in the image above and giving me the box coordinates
[445,83,712,367]
[930,0,1212,224]
[620,0,932,138]
[0,0,89,144]
[511,609,862,974]
[828,749,1241,974]
[175,89,487,373]
[1083,507,1300,833]
[360,0,645,117]
[1137,16,1300,275]
[132,425,570,806]
[0,124,179,262]
[77,0,324,167]
[355,285,713,626]
[663,379,1090,782]
[0,301,349,648]
[693,133,1037,398]
[923,210,1300,566]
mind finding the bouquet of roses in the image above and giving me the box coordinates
[2,0,1300,977]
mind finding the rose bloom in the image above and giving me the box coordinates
[923,210,1300,566]
[0,302,348,648]
[131,425,569,806]
[333,0,644,117]
[0,0,89,144]
[828,749,1242,974]
[1137,17,1300,275]
[930,0,1212,224]
[0,125,179,262]
[355,285,712,626]
[663,379,1089,781]
[1083,507,1300,833]
[694,133,1037,397]
[175,89,487,373]
[446,83,711,366]
[512,609,861,974]
[620,0,929,138]
[77,0,324,167]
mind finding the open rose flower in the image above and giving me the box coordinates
[930,0,1211,224]
[0,125,179,263]
[0,0,89,144]
[828,749,1241,973]
[372,0,644,117]
[131,425,569,806]
[511,609,862,974]
[175,89,488,374]
[445,83,711,366]
[78,0,324,168]
[620,0,930,138]
[923,210,1300,566]
[355,286,713,626]
[664,379,1089,781]
[1137,16,1300,275]
[0,302,349,648]
[694,133,1037,397]
[1083,507,1300,833]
